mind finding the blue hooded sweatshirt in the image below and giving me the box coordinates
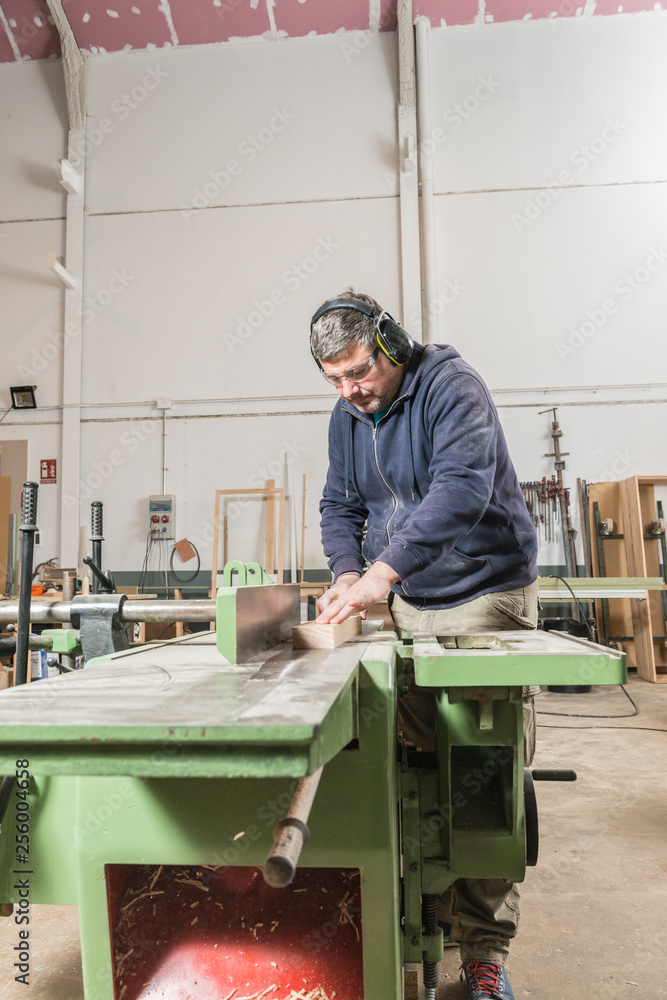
[319,342,537,609]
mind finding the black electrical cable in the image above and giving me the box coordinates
[543,574,595,640]
[538,724,667,733]
[169,540,201,584]
[137,531,153,593]
[537,683,639,719]
[155,622,192,640]
[537,575,641,720]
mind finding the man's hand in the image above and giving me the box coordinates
[316,561,399,624]
[316,573,361,619]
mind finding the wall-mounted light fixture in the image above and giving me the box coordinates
[10,386,37,410]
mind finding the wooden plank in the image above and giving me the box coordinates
[211,487,283,590]
[174,588,184,637]
[292,615,362,650]
[210,490,221,599]
[621,476,656,682]
[589,480,634,659]
[300,473,307,584]
[539,576,665,590]
[0,478,10,597]
[265,478,275,574]
[577,478,593,577]
[276,488,285,584]
[639,483,667,670]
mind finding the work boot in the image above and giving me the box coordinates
[461,961,515,1000]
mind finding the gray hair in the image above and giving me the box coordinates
[310,288,381,363]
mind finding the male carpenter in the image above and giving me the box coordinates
[312,289,539,1000]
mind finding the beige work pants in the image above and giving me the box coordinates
[391,580,539,965]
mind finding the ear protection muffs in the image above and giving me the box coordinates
[310,298,414,366]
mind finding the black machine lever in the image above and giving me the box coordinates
[531,769,577,782]
[82,556,116,594]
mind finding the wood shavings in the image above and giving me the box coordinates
[190,901,200,908]
[120,890,164,912]
[270,920,279,932]
[221,991,237,1000]
[233,831,245,840]
[190,916,198,926]
[174,877,209,891]
[336,891,360,941]
[148,865,163,890]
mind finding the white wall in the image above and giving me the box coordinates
[426,12,667,564]
[1,14,666,577]
[0,59,68,570]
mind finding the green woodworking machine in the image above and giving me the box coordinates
[0,563,626,1000]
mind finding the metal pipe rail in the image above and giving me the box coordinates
[0,599,217,625]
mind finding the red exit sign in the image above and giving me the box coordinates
[40,459,57,484]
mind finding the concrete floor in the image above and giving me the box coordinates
[0,675,665,999]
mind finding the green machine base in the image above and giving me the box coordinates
[0,578,626,1000]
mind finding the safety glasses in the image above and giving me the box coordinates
[320,347,379,386]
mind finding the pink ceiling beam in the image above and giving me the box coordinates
[273,0,369,38]
[485,1,567,22]
[0,0,60,60]
[170,0,270,45]
[413,0,660,23]
[64,0,172,54]
[592,0,656,12]
[413,0,479,27]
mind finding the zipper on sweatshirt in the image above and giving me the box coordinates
[373,423,398,546]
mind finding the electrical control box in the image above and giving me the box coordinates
[149,495,176,540]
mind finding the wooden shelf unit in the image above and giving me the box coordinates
[589,475,667,683]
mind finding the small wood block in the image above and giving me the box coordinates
[292,616,362,650]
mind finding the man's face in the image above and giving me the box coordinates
[320,342,406,414]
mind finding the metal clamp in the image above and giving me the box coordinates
[70,594,129,662]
